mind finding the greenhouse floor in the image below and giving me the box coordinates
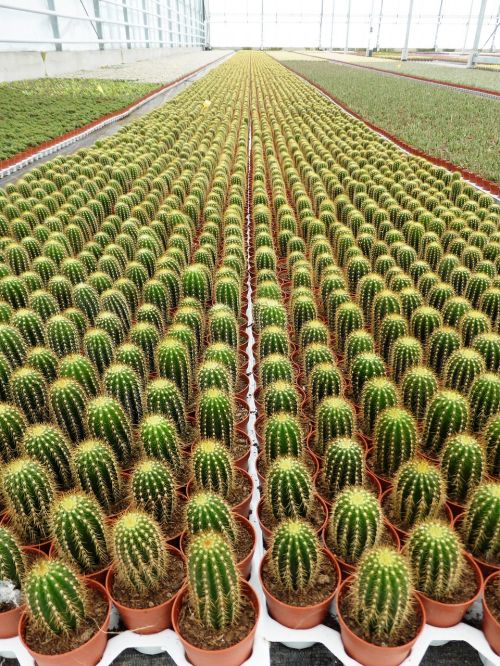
[61,49,233,84]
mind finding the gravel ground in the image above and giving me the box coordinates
[61,49,233,84]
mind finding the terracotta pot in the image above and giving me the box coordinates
[235,373,249,401]
[48,542,110,585]
[453,513,500,578]
[445,498,465,519]
[322,519,400,580]
[233,428,251,471]
[483,571,500,655]
[260,548,340,629]
[172,580,259,666]
[106,545,184,634]
[0,547,46,639]
[381,488,453,543]
[337,577,426,666]
[186,468,253,519]
[19,578,111,666]
[235,396,250,430]
[415,553,481,627]
[257,493,328,546]
[179,514,256,579]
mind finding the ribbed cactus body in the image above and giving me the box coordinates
[344,330,375,372]
[2,458,54,541]
[303,343,334,376]
[208,305,239,348]
[360,377,399,436]
[0,524,25,587]
[192,438,234,496]
[103,363,143,425]
[473,332,500,372]
[10,366,48,423]
[335,302,364,353]
[204,343,237,384]
[83,327,114,374]
[26,346,58,382]
[322,437,365,500]
[50,492,109,573]
[129,323,160,374]
[316,396,355,454]
[260,354,294,388]
[421,390,469,457]
[138,415,181,474]
[187,530,240,631]
[441,434,485,505]
[271,519,320,592]
[401,366,438,421]
[462,482,499,563]
[263,380,299,417]
[115,343,147,387]
[22,423,73,489]
[373,407,417,478]
[0,323,28,367]
[264,412,304,461]
[469,372,500,433]
[25,559,87,635]
[445,348,484,393]
[484,414,500,477]
[130,459,176,524]
[46,315,80,358]
[157,337,192,401]
[328,487,382,564]
[49,378,87,442]
[265,457,313,521]
[300,320,329,349]
[427,327,461,377]
[182,263,211,304]
[198,389,234,448]
[259,325,290,358]
[351,547,412,642]
[389,336,423,385]
[391,459,444,528]
[146,378,186,436]
[72,439,123,512]
[350,352,386,403]
[12,309,46,347]
[87,396,133,467]
[186,492,237,544]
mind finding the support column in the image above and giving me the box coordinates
[329,0,335,50]
[344,0,351,53]
[366,0,375,56]
[434,0,443,51]
[92,0,104,50]
[401,0,414,61]
[260,0,264,50]
[122,0,131,49]
[375,0,384,51]
[319,0,324,49]
[467,0,487,67]
[46,0,62,51]
[142,0,150,47]
[156,0,164,48]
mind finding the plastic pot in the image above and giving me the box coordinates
[179,514,256,579]
[337,577,426,666]
[19,578,111,666]
[0,546,46,639]
[105,545,184,634]
[172,579,259,666]
[483,571,500,655]
[416,553,482,627]
[259,548,340,629]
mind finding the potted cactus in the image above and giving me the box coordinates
[260,518,340,628]
[105,510,184,634]
[172,530,259,666]
[406,520,482,627]
[336,546,425,666]
[19,558,111,666]
[483,571,500,655]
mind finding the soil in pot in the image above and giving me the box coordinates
[225,470,252,508]
[485,574,500,622]
[23,585,108,655]
[261,552,337,607]
[231,429,250,463]
[177,587,256,651]
[111,551,184,609]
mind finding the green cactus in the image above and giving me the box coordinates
[95,311,124,346]
[307,362,343,414]
[208,304,239,348]
[72,283,100,325]
[25,559,88,635]
[344,330,375,371]
[198,389,235,448]
[357,273,384,327]
[466,272,491,308]
[421,389,470,457]
[26,345,58,382]
[197,360,232,393]
[58,353,99,397]
[185,492,237,544]
[138,413,182,473]
[444,348,485,394]
[50,492,110,573]
[300,319,329,349]
[335,302,364,353]
[1,457,54,542]
[182,263,211,305]
[427,325,461,376]
[327,487,382,564]
[86,396,133,467]
[400,287,424,321]
[260,354,294,388]
[72,439,123,512]
[49,378,87,442]
[137,303,164,333]
[46,315,80,358]
[401,366,438,421]
[103,363,143,426]
[115,343,147,386]
[0,323,28,368]
[315,396,355,455]
[9,366,48,423]
[483,413,500,477]
[460,310,492,347]
[12,308,46,347]
[391,459,445,529]
[22,423,73,489]
[441,434,485,505]
[360,377,399,436]
[263,412,304,461]
[0,275,29,309]
[187,530,241,631]
[350,546,412,642]
[322,437,366,500]
[350,352,386,403]
[379,314,408,364]
[462,482,499,563]
[157,337,192,402]
[82,327,114,375]
[270,519,320,592]
[0,524,25,588]
[204,343,237,385]
[29,290,59,322]
[410,306,442,346]
[263,380,300,417]
[407,520,464,601]
[443,296,471,328]
[130,459,177,525]
[372,407,417,478]
[372,290,401,340]
[191,438,234,497]
[480,287,500,331]
[258,325,290,358]
[129,322,160,374]
[265,457,314,521]
[145,378,186,436]
[473,332,500,372]
[469,372,500,434]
